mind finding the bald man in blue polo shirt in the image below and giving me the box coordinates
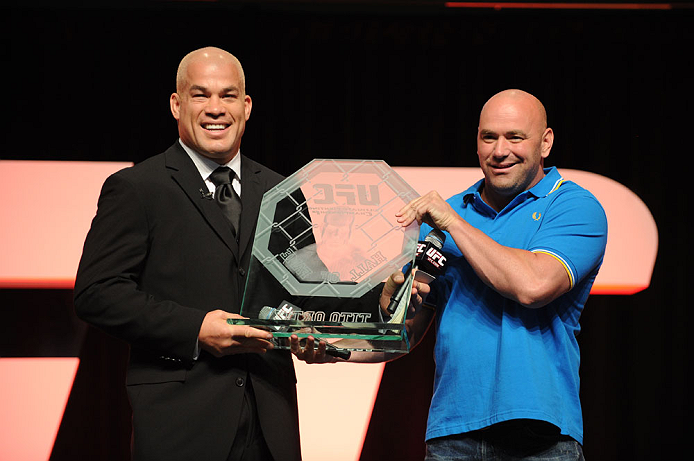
[394,89,607,460]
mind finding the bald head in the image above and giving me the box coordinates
[176,47,246,94]
[475,89,554,211]
[480,89,548,132]
[170,46,252,164]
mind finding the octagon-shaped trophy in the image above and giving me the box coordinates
[228,159,420,356]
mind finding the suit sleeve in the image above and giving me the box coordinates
[74,171,206,363]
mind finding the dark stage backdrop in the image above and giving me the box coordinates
[3,1,689,460]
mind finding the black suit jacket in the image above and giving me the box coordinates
[74,142,301,461]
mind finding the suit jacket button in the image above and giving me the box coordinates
[235,377,245,387]
[238,268,246,277]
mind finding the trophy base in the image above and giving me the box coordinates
[227,318,409,353]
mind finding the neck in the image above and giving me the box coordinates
[479,185,513,212]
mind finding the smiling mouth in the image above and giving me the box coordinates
[202,123,229,131]
[491,163,515,170]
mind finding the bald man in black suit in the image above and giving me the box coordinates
[75,47,300,461]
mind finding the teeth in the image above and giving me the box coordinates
[204,124,226,130]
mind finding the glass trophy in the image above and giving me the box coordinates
[229,159,420,355]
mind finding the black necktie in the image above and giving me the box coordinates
[209,166,242,237]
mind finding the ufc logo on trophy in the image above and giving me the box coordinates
[313,183,380,206]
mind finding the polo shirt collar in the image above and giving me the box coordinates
[462,166,564,210]
[528,166,564,198]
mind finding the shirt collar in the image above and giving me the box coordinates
[528,166,563,198]
[462,167,564,206]
[178,139,242,182]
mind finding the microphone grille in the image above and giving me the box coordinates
[424,229,446,249]
[259,306,275,320]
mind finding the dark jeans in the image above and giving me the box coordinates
[425,420,585,461]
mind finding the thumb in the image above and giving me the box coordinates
[381,271,406,308]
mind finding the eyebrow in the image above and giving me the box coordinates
[505,130,528,137]
[479,129,528,137]
[188,85,241,94]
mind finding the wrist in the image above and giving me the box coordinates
[440,214,460,235]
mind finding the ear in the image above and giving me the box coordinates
[244,94,253,121]
[170,93,181,120]
[540,127,554,159]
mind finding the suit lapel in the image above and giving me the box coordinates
[164,143,240,261]
[238,155,264,259]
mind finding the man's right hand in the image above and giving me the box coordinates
[396,190,460,232]
[198,310,275,357]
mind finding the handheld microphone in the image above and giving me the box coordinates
[259,301,351,360]
[259,302,296,327]
[386,229,446,315]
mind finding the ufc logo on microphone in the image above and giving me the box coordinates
[426,248,446,266]
[418,243,446,267]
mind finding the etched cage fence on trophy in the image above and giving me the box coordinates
[228,159,421,355]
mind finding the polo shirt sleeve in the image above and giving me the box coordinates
[528,187,608,289]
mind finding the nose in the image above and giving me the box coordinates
[205,95,226,117]
[493,136,510,157]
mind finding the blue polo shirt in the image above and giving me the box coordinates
[422,167,607,446]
